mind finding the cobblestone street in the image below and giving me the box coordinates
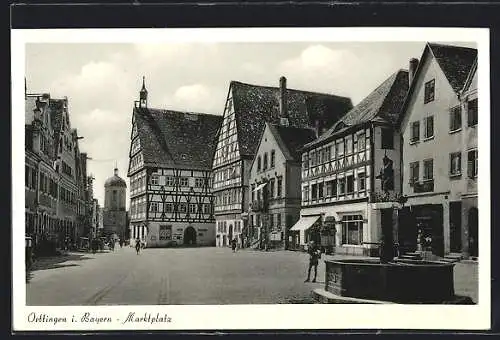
[26,247,478,305]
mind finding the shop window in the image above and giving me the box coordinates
[341,215,363,245]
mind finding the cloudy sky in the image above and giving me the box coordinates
[25,40,476,208]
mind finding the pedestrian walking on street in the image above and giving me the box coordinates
[304,240,321,283]
[135,238,141,255]
[231,238,237,252]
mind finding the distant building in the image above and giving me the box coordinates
[399,43,478,258]
[127,79,222,247]
[247,121,316,250]
[212,76,353,247]
[102,168,127,238]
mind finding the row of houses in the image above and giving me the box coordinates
[127,42,479,259]
[25,86,100,251]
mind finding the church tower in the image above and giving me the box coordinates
[139,76,148,108]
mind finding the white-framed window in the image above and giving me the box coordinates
[165,203,173,213]
[450,152,462,176]
[166,176,174,186]
[151,202,159,212]
[410,121,420,143]
[189,203,197,214]
[410,161,419,183]
[341,214,363,245]
[358,172,366,191]
[468,98,478,127]
[151,174,159,185]
[195,178,204,187]
[180,177,189,187]
[424,79,435,103]
[179,203,187,213]
[302,185,309,202]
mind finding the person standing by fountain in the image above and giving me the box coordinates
[304,241,321,283]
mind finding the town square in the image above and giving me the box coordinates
[22,36,481,307]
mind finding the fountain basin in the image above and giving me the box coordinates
[325,259,455,303]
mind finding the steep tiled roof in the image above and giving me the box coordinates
[230,81,353,157]
[305,70,409,149]
[133,107,222,171]
[268,124,316,162]
[428,43,477,93]
[48,99,64,133]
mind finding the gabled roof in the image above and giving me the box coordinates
[132,107,223,172]
[268,123,317,162]
[304,69,409,150]
[461,55,478,94]
[230,81,353,157]
[398,42,477,128]
[48,99,65,133]
[428,43,477,93]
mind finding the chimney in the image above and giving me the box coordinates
[279,76,289,126]
[114,167,119,176]
[409,58,419,86]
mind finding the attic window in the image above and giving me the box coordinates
[181,154,188,160]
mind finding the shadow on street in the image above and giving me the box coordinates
[26,253,94,283]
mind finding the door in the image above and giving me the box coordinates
[449,202,462,253]
[468,208,478,257]
[183,226,197,245]
[228,224,233,244]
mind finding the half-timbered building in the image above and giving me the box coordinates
[127,79,222,247]
[297,69,409,256]
[212,76,353,247]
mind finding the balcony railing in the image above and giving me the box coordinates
[412,179,434,193]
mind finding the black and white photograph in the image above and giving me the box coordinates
[12,27,490,331]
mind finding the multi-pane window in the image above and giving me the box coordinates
[302,186,309,202]
[257,156,262,172]
[203,204,210,214]
[338,178,346,195]
[358,173,366,191]
[467,149,478,178]
[271,150,275,168]
[381,128,394,149]
[195,178,204,188]
[180,177,189,187]
[468,98,478,127]
[277,213,282,227]
[337,141,344,156]
[318,182,324,199]
[424,79,435,103]
[450,106,462,131]
[150,202,158,212]
[424,116,434,139]
[450,152,462,176]
[166,176,174,186]
[423,159,434,180]
[189,204,197,214]
[346,137,353,154]
[358,133,366,150]
[179,203,187,213]
[411,121,420,143]
[341,215,363,245]
[165,203,173,213]
[302,154,309,169]
[311,184,318,200]
[346,175,354,193]
[326,180,334,197]
[151,174,159,185]
[410,161,419,183]
[277,177,282,197]
[263,153,268,170]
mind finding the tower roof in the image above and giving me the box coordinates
[105,168,127,187]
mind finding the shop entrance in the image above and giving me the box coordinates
[183,226,197,245]
[414,205,444,257]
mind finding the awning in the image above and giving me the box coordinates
[290,216,321,232]
[253,182,267,192]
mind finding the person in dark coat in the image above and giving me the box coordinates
[304,241,321,283]
[231,238,237,252]
[135,238,141,255]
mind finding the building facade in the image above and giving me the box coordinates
[25,89,95,250]
[297,70,409,256]
[102,168,127,238]
[399,43,477,258]
[212,76,353,247]
[247,121,315,250]
[127,80,222,247]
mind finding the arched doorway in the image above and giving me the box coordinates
[468,208,478,257]
[228,224,233,244]
[184,226,197,245]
